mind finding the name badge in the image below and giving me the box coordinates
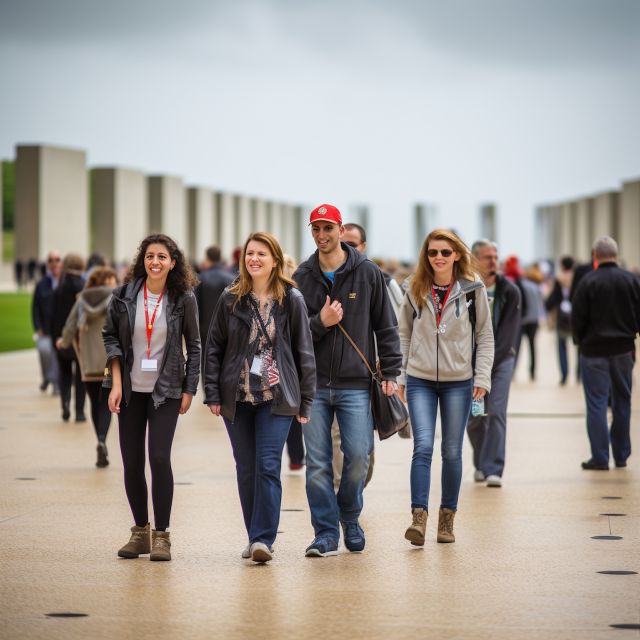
[250,355,263,376]
[141,359,158,372]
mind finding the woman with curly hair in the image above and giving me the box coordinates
[103,234,200,561]
[203,232,315,564]
[398,229,494,546]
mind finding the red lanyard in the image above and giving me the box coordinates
[143,281,165,359]
[431,284,452,327]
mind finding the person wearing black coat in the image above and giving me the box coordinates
[572,236,640,471]
[203,232,315,564]
[32,250,62,393]
[195,245,234,365]
[466,240,521,488]
[103,234,200,562]
[51,253,87,422]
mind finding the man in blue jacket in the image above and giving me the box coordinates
[572,236,640,470]
[466,240,521,488]
[294,204,401,557]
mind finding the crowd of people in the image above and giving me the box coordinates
[29,204,638,564]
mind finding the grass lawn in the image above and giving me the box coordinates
[0,292,34,352]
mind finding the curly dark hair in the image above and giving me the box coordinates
[125,233,198,297]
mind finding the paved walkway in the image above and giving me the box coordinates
[0,332,638,639]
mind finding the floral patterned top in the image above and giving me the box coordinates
[236,294,280,404]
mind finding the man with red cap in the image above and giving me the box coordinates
[294,204,401,557]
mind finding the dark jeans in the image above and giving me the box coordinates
[118,392,181,530]
[56,350,86,417]
[580,352,633,465]
[223,402,293,547]
[467,356,515,478]
[286,419,305,465]
[516,323,538,380]
[84,381,112,444]
[557,334,569,384]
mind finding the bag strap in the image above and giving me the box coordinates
[337,323,380,382]
[466,291,477,373]
[248,296,274,349]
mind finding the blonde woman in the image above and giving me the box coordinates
[203,234,316,563]
[398,230,494,545]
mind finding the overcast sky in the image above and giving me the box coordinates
[1,0,639,260]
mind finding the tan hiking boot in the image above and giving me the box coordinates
[150,530,171,561]
[404,508,427,546]
[118,524,151,558]
[437,508,456,543]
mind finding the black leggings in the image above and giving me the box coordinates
[84,381,112,444]
[56,351,86,416]
[118,392,181,530]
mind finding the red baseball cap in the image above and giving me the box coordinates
[309,204,342,225]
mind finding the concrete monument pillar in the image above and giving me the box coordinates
[187,186,214,262]
[251,198,268,233]
[92,167,147,265]
[479,203,497,242]
[619,178,640,270]
[291,205,304,262]
[574,197,594,262]
[268,202,286,247]
[557,201,576,258]
[413,203,437,259]
[15,144,89,261]
[592,191,619,242]
[147,175,187,250]
[280,204,297,257]
[234,195,252,247]
[214,191,235,261]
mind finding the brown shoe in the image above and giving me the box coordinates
[404,508,427,546]
[118,524,151,558]
[150,530,171,561]
[437,508,456,543]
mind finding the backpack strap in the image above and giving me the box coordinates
[466,291,477,373]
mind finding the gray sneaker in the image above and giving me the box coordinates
[250,542,273,563]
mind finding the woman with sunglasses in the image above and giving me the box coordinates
[103,234,200,561]
[203,232,315,564]
[398,229,494,545]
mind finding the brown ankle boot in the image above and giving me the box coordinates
[437,508,456,543]
[150,530,171,561]
[404,508,427,546]
[118,524,151,558]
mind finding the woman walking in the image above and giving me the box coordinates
[57,266,118,467]
[398,230,494,545]
[203,232,315,564]
[103,234,200,561]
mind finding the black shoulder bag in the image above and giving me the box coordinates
[337,323,409,441]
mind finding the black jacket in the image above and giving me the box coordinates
[51,272,85,339]
[32,274,56,335]
[102,278,201,408]
[571,262,640,357]
[293,243,401,389]
[195,265,235,345]
[492,275,521,366]
[202,287,316,422]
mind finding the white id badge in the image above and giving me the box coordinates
[250,356,263,376]
[141,359,158,372]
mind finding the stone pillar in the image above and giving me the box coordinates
[214,191,235,262]
[557,201,576,258]
[187,186,214,262]
[251,197,268,233]
[15,144,88,261]
[92,168,147,265]
[147,175,187,250]
[574,197,594,263]
[268,202,286,248]
[234,195,252,247]
[291,205,304,262]
[413,203,437,259]
[592,191,619,243]
[619,178,640,270]
[479,203,497,242]
[279,204,297,257]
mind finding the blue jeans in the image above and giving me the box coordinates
[557,334,569,384]
[223,402,293,547]
[580,353,633,465]
[407,375,473,511]
[303,388,373,540]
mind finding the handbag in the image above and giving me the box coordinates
[337,323,409,441]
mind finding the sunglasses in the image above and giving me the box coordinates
[427,249,454,258]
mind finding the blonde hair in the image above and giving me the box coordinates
[411,229,477,308]
[282,254,298,280]
[228,232,296,306]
